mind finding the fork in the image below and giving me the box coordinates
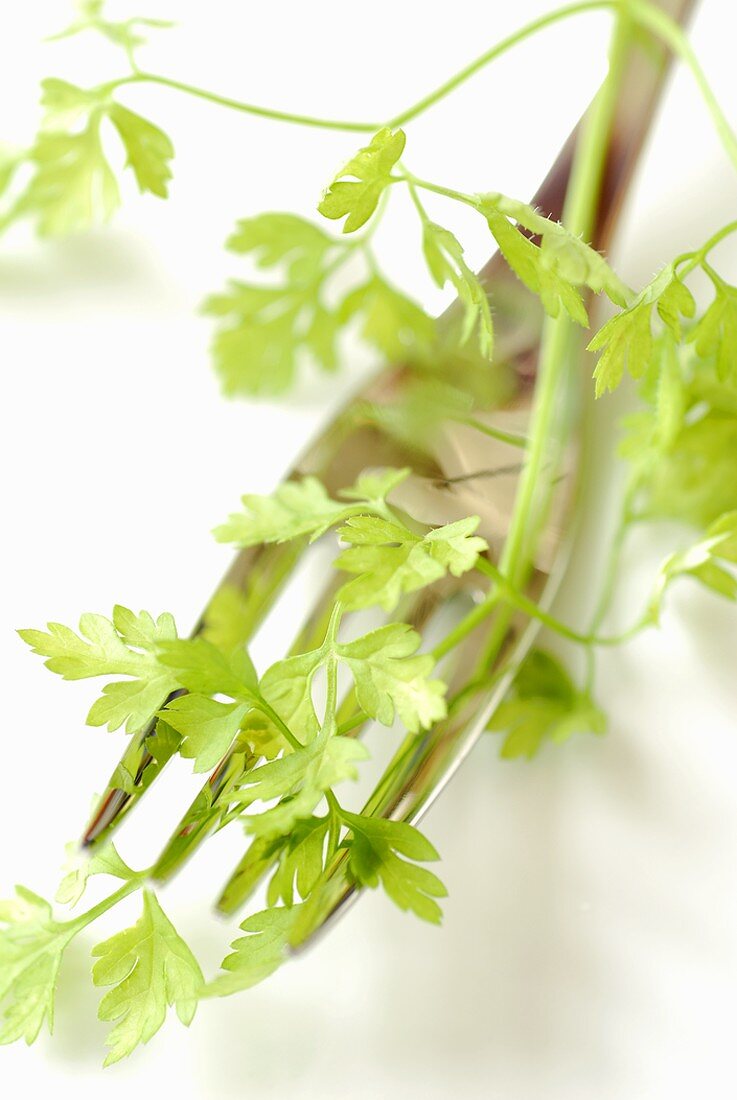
[80,0,696,949]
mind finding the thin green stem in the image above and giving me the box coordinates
[675,219,737,279]
[337,712,367,736]
[388,0,737,174]
[251,695,303,752]
[473,7,634,678]
[387,1,605,126]
[325,790,343,858]
[476,556,644,647]
[431,588,502,662]
[66,875,144,932]
[399,173,478,210]
[105,72,379,132]
[460,417,529,449]
[626,0,737,173]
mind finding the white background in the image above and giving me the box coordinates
[2,1,737,1096]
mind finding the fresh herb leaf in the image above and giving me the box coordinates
[48,1,173,56]
[482,193,630,306]
[318,127,405,232]
[422,221,493,355]
[237,731,367,837]
[265,817,330,907]
[206,906,302,997]
[214,476,352,546]
[484,206,588,327]
[213,468,410,547]
[162,696,251,772]
[0,888,76,1045]
[337,623,447,733]
[4,77,173,238]
[156,637,257,697]
[92,890,203,1066]
[19,608,179,734]
[343,812,447,923]
[108,104,174,198]
[340,274,435,359]
[487,650,606,759]
[335,514,487,611]
[688,270,737,384]
[649,511,737,621]
[56,842,135,908]
[588,264,695,396]
[204,213,348,395]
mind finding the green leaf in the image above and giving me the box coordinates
[588,265,695,396]
[19,609,179,734]
[0,887,76,1045]
[258,649,322,745]
[688,273,737,384]
[214,476,349,546]
[638,414,737,528]
[487,650,606,759]
[339,274,435,359]
[337,623,447,733]
[482,193,630,306]
[485,207,588,327]
[649,511,737,621]
[343,812,447,924]
[206,905,302,997]
[92,890,203,1066]
[214,468,410,548]
[5,78,173,238]
[236,730,368,837]
[422,221,493,356]
[266,817,330,907]
[39,77,100,127]
[318,127,405,232]
[108,104,174,198]
[338,466,411,503]
[162,695,251,772]
[18,122,120,237]
[156,637,257,698]
[335,514,487,611]
[226,212,335,279]
[204,213,346,395]
[48,1,173,54]
[56,842,135,908]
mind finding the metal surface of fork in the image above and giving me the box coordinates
[80,0,696,946]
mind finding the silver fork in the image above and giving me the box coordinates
[79,0,695,948]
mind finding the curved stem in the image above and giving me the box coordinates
[66,875,144,932]
[325,790,342,858]
[388,0,737,174]
[94,4,737,176]
[460,417,529,450]
[251,695,303,752]
[106,72,379,133]
[476,556,644,647]
[388,0,610,127]
[628,0,737,173]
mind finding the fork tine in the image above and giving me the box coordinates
[212,584,448,913]
[287,549,576,949]
[82,538,303,848]
[148,572,346,882]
